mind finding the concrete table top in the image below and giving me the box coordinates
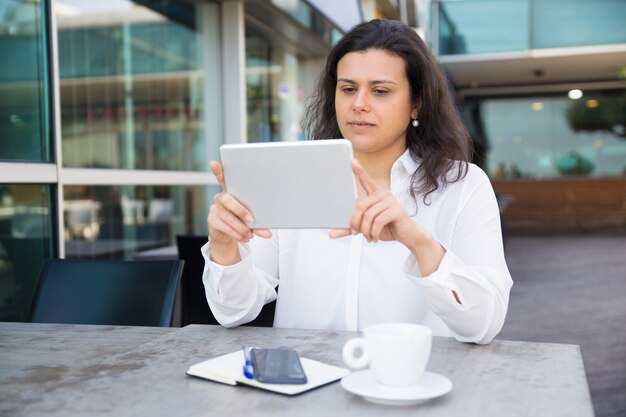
[0,323,594,416]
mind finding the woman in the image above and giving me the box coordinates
[203,19,512,344]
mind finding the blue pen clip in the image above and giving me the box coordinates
[242,344,254,379]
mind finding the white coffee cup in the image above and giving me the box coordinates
[342,323,432,386]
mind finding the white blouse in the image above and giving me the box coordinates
[202,150,513,344]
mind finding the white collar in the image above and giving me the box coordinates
[392,148,420,179]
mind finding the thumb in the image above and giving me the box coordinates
[210,161,227,191]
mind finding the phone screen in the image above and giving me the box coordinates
[250,348,308,384]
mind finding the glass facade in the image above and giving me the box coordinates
[267,0,343,46]
[54,1,219,261]
[0,0,50,161]
[0,184,54,321]
[465,90,626,179]
[532,0,626,49]
[0,0,340,322]
[57,1,206,170]
[438,0,528,55]
[0,1,55,322]
[63,184,217,260]
[246,32,305,142]
[437,0,626,55]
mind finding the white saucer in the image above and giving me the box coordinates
[340,370,453,406]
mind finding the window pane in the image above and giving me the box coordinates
[64,184,217,260]
[246,32,306,142]
[0,184,54,321]
[268,0,342,45]
[533,0,626,49]
[437,0,529,55]
[57,1,207,170]
[0,0,50,161]
[467,90,626,178]
[436,0,626,55]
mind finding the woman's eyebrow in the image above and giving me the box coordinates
[370,80,398,86]
[337,78,398,86]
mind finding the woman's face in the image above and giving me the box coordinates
[335,49,417,161]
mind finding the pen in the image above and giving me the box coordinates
[242,344,254,379]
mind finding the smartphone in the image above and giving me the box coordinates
[250,348,307,384]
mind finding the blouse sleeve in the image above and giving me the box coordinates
[201,234,279,327]
[403,172,513,344]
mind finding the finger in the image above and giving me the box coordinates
[349,204,364,236]
[210,213,251,242]
[359,194,395,241]
[211,201,254,239]
[252,228,273,239]
[352,159,378,195]
[349,191,387,235]
[369,194,411,241]
[369,205,400,242]
[216,192,255,225]
[329,228,352,239]
[210,160,227,191]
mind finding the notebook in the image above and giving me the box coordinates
[219,139,357,229]
[186,350,350,395]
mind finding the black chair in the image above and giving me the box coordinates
[176,235,276,327]
[30,258,184,327]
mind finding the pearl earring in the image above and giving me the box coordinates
[412,118,419,127]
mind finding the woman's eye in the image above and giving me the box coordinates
[341,87,356,94]
[373,89,388,95]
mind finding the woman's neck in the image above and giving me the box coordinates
[354,146,406,190]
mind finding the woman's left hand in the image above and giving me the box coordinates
[331,159,447,278]
[330,160,425,247]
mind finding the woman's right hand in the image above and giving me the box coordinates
[207,161,272,248]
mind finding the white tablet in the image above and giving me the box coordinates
[219,139,356,229]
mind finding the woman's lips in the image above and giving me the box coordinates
[348,121,375,130]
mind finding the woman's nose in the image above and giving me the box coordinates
[352,91,370,112]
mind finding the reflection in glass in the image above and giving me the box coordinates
[0,0,50,161]
[269,0,341,46]
[64,184,216,260]
[0,184,54,322]
[436,0,626,55]
[246,32,305,142]
[465,90,626,178]
[533,0,626,49]
[437,0,528,55]
[56,0,206,170]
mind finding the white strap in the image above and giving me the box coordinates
[345,234,364,331]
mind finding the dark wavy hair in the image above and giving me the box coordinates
[302,19,473,203]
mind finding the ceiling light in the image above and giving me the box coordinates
[568,89,583,100]
[531,102,544,111]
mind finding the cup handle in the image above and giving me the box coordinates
[342,337,369,369]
